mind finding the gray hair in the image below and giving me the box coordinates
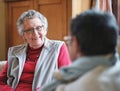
[17,9,48,36]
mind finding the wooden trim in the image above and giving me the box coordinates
[5,0,18,1]
[4,0,28,2]
[66,0,72,35]
[112,0,120,31]
[112,0,118,19]
[72,0,91,18]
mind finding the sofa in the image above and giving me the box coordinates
[0,61,6,72]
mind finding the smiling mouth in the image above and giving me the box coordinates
[32,38,38,40]
[32,37,42,41]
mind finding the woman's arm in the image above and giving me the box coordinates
[58,43,71,68]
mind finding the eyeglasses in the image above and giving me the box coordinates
[23,25,44,34]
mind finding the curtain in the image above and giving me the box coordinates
[91,0,112,14]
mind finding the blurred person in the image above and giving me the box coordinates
[41,9,119,91]
[0,9,71,91]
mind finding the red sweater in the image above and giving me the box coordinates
[0,43,71,91]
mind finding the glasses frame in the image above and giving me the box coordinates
[23,25,44,34]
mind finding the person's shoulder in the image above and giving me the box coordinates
[49,39,64,44]
[9,43,27,49]
[45,38,64,46]
[56,66,108,91]
[8,43,27,52]
[99,63,120,91]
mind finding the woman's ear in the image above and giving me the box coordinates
[44,30,47,35]
[43,28,47,35]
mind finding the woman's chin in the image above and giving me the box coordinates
[32,43,43,48]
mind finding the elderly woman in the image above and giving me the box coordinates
[0,10,71,91]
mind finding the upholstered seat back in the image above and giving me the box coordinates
[0,61,6,72]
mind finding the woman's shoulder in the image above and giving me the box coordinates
[9,43,27,49]
[8,43,27,53]
[47,38,64,45]
[44,38,64,48]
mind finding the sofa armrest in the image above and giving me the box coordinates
[0,61,6,72]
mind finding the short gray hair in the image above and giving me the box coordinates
[17,9,48,36]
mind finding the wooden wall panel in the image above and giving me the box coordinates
[5,0,72,58]
[37,0,67,40]
[38,0,61,4]
[6,1,33,48]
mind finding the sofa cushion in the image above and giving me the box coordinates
[0,61,6,72]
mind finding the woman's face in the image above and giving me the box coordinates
[22,17,47,49]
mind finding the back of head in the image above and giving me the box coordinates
[71,10,119,56]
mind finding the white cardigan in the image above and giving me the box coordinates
[7,38,64,91]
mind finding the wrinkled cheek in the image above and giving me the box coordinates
[27,37,35,43]
[28,39,33,44]
[38,30,47,37]
[38,36,44,42]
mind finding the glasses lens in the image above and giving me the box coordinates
[23,25,44,34]
[36,25,43,32]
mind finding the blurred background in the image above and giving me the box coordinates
[0,0,119,60]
